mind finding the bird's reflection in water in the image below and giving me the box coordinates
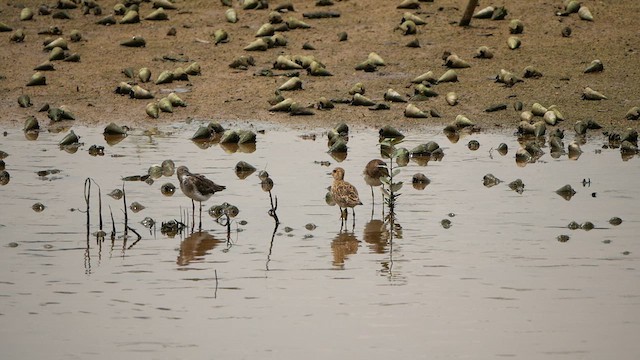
[331,231,360,268]
[177,231,221,266]
[362,219,389,254]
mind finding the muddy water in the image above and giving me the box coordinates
[1,123,639,359]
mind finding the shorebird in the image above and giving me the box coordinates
[363,159,389,199]
[331,167,362,228]
[176,166,226,231]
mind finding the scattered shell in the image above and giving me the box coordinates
[582,87,607,100]
[557,235,570,243]
[225,8,238,23]
[27,72,46,86]
[625,107,640,121]
[59,130,80,146]
[10,29,25,42]
[445,92,458,106]
[556,184,576,201]
[507,36,521,50]
[508,179,525,194]
[474,46,493,59]
[509,19,524,34]
[130,202,145,213]
[0,170,10,185]
[473,6,494,19]
[609,217,623,226]
[445,54,470,68]
[120,36,146,47]
[145,7,169,21]
[278,77,303,91]
[24,116,39,132]
[584,59,604,73]
[244,38,268,51]
[437,69,458,83]
[523,65,542,78]
[404,103,428,118]
[146,102,160,118]
[351,93,375,106]
[383,89,406,103]
[578,6,593,21]
[412,71,437,84]
[483,173,502,188]
[103,123,127,136]
[120,10,140,24]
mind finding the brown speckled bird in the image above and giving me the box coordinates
[177,166,226,231]
[331,167,362,227]
[363,159,389,199]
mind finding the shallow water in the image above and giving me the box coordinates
[1,122,639,359]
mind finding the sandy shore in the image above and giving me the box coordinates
[1,0,639,134]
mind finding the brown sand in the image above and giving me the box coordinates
[1,0,639,133]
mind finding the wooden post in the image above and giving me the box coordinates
[459,0,479,26]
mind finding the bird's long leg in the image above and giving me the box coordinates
[370,186,375,219]
[352,208,356,230]
[198,201,203,231]
[191,199,195,233]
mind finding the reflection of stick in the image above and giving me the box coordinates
[122,183,128,237]
[84,178,91,241]
[109,205,116,241]
[126,226,142,249]
[214,269,219,298]
[266,221,279,271]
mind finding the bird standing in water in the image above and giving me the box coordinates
[177,166,226,231]
[363,159,389,206]
[331,167,362,229]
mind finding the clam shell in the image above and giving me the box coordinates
[582,87,607,100]
[327,137,348,153]
[397,0,420,10]
[273,55,303,70]
[383,89,406,103]
[18,94,32,108]
[145,7,169,21]
[445,54,470,68]
[34,61,54,71]
[352,93,376,106]
[120,10,140,24]
[185,62,201,75]
[103,122,127,135]
[584,59,603,73]
[367,52,386,66]
[404,104,428,118]
[402,12,426,25]
[317,97,334,110]
[27,72,46,86]
[49,47,66,61]
[244,38,268,51]
[278,77,303,91]
[59,130,80,146]
[167,92,187,107]
[411,71,437,84]
[20,7,34,21]
[213,29,229,44]
[120,36,146,47]
[155,70,174,85]
[131,85,154,99]
[454,114,475,128]
[565,0,581,13]
[238,130,257,144]
[63,53,80,62]
[220,130,240,144]
[473,46,493,59]
[543,111,557,126]
[507,36,521,50]
[158,98,173,113]
[523,65,542,78]
[153,0,177,10]
[568,141,582,159]
[483,173,502,188]
[445,92,458,106]
[437,69,458,83]
[97,15,117,25]
[509,19,524,34]
[549,136,564,154]
[556,184,576,201]
[497,143,508,155]
[413,84,438,98]
[574,120,588,135]
[531,103,548,116]
[235,161,257,179]
[10,29,25,42]
[379,125,404,139]
[289,102,315,116]
[225,8,238,23]
[44,37,68,51]
[24,116,39,131]
[473,6,494,19]
[145,102,159,118]
[533,121,547,137]
[349,82,365,95]
[578,6,593,21]
[138,67,151,82]
[256,23,275,37]
[398,20,417,35]
[269,98,294,112]
[286,17,311,29]
[625,106,640,120]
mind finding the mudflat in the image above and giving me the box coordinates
[1,0,639,133]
